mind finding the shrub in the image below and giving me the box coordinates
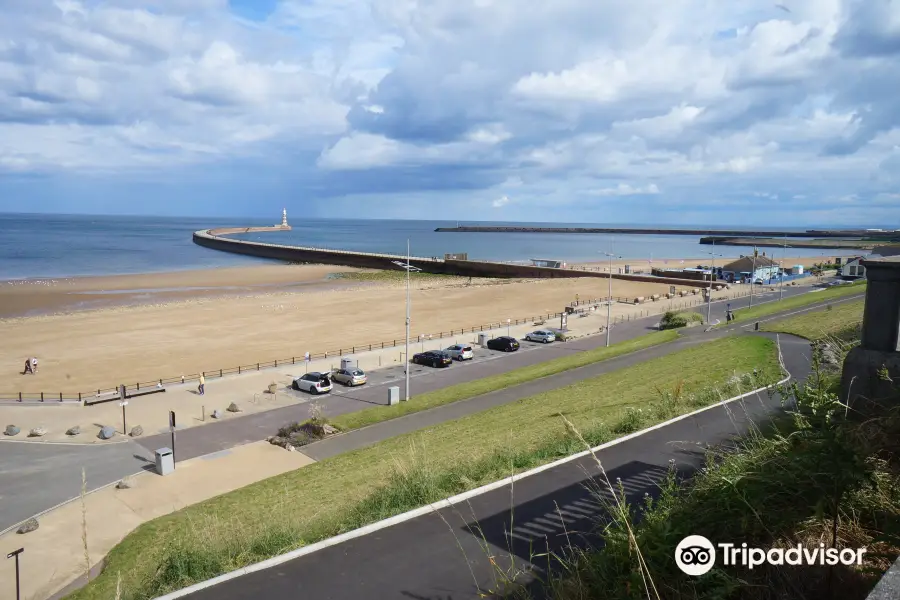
[659,310,703,330]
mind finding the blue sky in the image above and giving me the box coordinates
[0,0,898,225]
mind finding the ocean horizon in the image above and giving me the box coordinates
[0,212,869,281]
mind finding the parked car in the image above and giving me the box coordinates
[444,344,474,361]
[412,350,453,367]
[331,367,367,386]
[486,336,520,352]
[292,372,333,394]
[524,329,556,343]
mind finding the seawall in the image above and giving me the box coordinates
[209,226,291,235]
[435,226,899,239]
[699,236,874,250]
[192,229,709,287]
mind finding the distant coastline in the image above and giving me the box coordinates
[434,225,899,240]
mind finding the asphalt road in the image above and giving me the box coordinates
[137,281,837,461]
[179,333,813,600]
[0,439,153,533]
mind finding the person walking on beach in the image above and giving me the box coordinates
[24,358,33,375]
[198,374,205,396]
[31,357,38,373]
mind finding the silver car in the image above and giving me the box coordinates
[445,344,474,361]
[332,367,368,386]
[525,329,556,343]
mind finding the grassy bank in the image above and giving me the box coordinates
[762,299,864,342]
[68,336,781,600]
[723,280,866,326]
[331,330,678,431]
[543,357,900,600]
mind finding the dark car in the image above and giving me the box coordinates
[412,350,453,368]
[486,336,520,352]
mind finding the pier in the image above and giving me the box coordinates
[435,226,900,239]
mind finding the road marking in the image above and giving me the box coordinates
[151,336,793,600]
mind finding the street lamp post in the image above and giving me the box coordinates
[600,244,621,347]
[749,246,758,308]
[780,235,786,301]
[7,548,23,600]
[704,248,723,324]
[506,318,511,336]
[390,244,421,402]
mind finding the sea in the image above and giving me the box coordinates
[0,213,867,281]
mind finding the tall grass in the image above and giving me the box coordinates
[536,351,900,600]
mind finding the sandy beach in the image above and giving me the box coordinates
[0,257,829,395]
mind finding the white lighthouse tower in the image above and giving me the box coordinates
[280,208,289,228]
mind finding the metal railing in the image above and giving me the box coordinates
[1,298,610,404]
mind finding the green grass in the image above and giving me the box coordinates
[331,330,679,431]
[722,280,866,326]
[762,299,864,342]
[68,336,781,600]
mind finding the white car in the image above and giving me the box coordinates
[525,330,556,343]
[291,372,333,394]
[445,344,474,361]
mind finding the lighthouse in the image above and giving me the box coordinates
[280,208,289,228]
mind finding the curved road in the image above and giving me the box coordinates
[172,332,813,600]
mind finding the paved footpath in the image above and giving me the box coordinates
[179,333,814,600]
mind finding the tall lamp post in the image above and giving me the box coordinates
[749,246,758,308]
[704,249,723,324]
[392,242,421,402]
[600,246,621,347]
[780,235,787,301]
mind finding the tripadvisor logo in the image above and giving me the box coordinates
[675,535,867,576]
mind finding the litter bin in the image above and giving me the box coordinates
[155,447,174,476]
[477,333,489,347]
[340,357,355,371]
[388,386,400,405]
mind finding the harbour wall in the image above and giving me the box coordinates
[435,226,898,239]
[192,229,709,288]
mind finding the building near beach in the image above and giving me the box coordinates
[721,255,780,283]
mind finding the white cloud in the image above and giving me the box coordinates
[583,183,660,196]
[0,0,898,225]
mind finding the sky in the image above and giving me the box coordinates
[0,0,898,225]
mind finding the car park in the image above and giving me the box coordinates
[486,336,520,352]
[331,367,368,386]
[444,344,474,361]
[292,372,333,394]
[524,329,556,343]
[412,350,453,367]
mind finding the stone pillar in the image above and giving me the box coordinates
[841,256,900,405]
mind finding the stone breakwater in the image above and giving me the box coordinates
[208,225,291,235]
[193,228,709,287]
[435,226,899,239]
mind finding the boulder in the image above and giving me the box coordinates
[322,424,338,435]
[116,478,134,490]
[212,409,224,419]
[28,427,47,437]
[66,425,81,436]
[227,402,242,413]
[98,426,116,440]
[17,518,39,534]
[4,424,20,436]
[129,425,144,437]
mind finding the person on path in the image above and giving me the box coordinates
[198,374,205,396]
[24,358,33,375]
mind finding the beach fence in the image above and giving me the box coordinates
[1,296,616,405]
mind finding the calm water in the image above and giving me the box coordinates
[0,213,865,281]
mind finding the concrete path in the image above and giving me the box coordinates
[178,333,814,600]
[0,441,315,600]
[0,440,153,533]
